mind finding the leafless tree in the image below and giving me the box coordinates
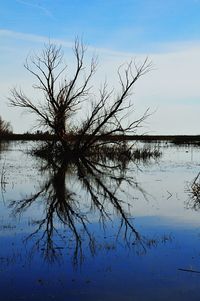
[0,116,12,134]
[9,39,152,155]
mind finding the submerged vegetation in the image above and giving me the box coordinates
[187,172,200,210]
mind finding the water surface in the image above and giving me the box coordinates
[1,141,200,300]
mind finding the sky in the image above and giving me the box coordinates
[1,0,200,134]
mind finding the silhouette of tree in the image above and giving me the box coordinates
[0,116,12,134]
[9,39,152,155]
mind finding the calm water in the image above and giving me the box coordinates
[1,141,200,300]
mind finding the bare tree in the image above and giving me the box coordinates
[0,116,12,134]
[9,39,152,155]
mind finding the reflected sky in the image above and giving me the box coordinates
[1,141,200,300]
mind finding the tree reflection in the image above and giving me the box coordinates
[0,141,10,195]
[9,150,164,264]
[0,141,9,159]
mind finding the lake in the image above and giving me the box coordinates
[1,141,200,300]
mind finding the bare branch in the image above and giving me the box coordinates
[9,39,151,155]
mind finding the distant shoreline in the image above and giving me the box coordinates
[1,133,200,144]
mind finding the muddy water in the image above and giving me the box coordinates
[1,141,200,301]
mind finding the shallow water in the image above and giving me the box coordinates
[1,141,200,300]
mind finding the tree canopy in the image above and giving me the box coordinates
[9,39,152,156]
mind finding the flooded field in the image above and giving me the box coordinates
[1,141,200,300]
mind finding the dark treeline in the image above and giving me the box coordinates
[1,132,200,145]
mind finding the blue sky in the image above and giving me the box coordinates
[1,0,200,134]
[2,0,200,51]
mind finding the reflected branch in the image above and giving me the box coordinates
[9,152,163,264]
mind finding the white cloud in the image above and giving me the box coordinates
[0,29,129,57]
[0,29,73,47]
[16,0,53,18]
